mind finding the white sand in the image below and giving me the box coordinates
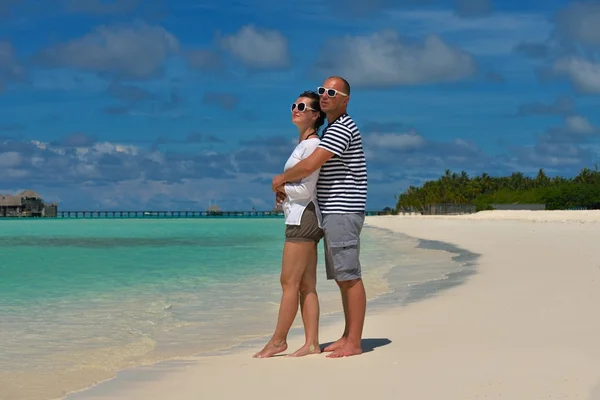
[65,211,600,400]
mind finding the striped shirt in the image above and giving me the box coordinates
[317,113,367,214]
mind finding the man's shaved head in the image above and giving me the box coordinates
[327,76,351,96]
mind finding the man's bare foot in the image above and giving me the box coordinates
[253,340,287,358]
[288,343,321,357]
[323,337,346,352]
[326,342,362,358]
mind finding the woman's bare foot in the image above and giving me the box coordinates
[288,342,321,357]
[253,340,287,358]
[323,337,346,352]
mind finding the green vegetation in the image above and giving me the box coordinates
[395,166,600,212]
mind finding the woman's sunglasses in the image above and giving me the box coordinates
[291,102,316,112]
[317,86,348,97]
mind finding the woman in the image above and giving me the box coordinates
[253,91,326,358]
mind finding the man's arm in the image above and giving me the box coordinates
[283,147,333,181]
[271,147,333,191]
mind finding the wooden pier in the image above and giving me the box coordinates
[48,210,387,219]
[0,210,389,219]
[53,210,282,218]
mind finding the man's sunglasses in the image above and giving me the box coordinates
[317,86,348,97]
[291,102,316,112]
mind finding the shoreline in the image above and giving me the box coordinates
[62,223,475,400]
[64,211,600,399]
[3,220,463,400]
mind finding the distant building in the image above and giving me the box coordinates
[0,190,57,217]
[206,204,222,215]
[422,203,477,215]
[491,203,546,211]
[207,204,220,212]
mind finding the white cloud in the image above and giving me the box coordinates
[551,57,600,94]
[517,96,574,116]
[31,140,63,155]
[4,169,28,179]
[1,135,291,209]
[31,156,44,168]
[145,151,165,164]
[368,132,426,150]
[565,115,595,135]
[555,1,600,48]
[454,0,493,18]
[321,0,493,20]
[317,30,477,87]
[96,142,138,155]
[0,40,25,82]
[0,151,21,167]
[392,9,550,35]
[218,25,290,69]
[77,176,274,210]
[64,0,141,15]
[513,113,599,168]
[185,49,222,71]
[361,127,488,171]
[0,41,15,67]
[389,10,551,56]
[515,142,589,167]
[34,20,179,79]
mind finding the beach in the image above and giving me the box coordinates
[63,210,600,400]
[1,218,460,400]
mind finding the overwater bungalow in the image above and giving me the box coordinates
[0,190,57,217]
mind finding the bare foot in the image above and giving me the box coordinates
[323,337,346,352]
[288,343,321,357]
[253,340,287,358]
[326,343,362,358]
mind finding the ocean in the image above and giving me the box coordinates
[0,218,472,400]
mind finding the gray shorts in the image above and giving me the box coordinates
[322,213,365,281]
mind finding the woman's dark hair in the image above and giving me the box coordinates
[298,90,326,133]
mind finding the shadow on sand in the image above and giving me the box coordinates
[320,338,392,354]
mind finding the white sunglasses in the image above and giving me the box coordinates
[291,102,316,112]
[317,86,348,97]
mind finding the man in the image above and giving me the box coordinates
[272,76,367,358]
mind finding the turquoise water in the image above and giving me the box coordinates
[1,219,284,304]
[0,218,463,400]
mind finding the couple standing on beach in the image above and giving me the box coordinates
[254,76,368,359]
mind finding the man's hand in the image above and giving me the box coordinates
[272,174,286,192]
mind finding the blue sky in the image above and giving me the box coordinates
[0,0,599,211]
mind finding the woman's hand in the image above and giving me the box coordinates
[275,190,286,207]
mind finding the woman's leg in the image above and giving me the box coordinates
[289,240,321,357]
[253,240,312,358]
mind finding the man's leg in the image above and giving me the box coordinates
[322,213,365,357]
[341,288,349,338]
[328,278,366,357]
[323,284,349,352]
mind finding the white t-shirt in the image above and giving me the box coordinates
[282,137,322,227]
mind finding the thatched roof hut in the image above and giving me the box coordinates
[0,190,43,207]
[19,190,41,199]
[0,195,22,206]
